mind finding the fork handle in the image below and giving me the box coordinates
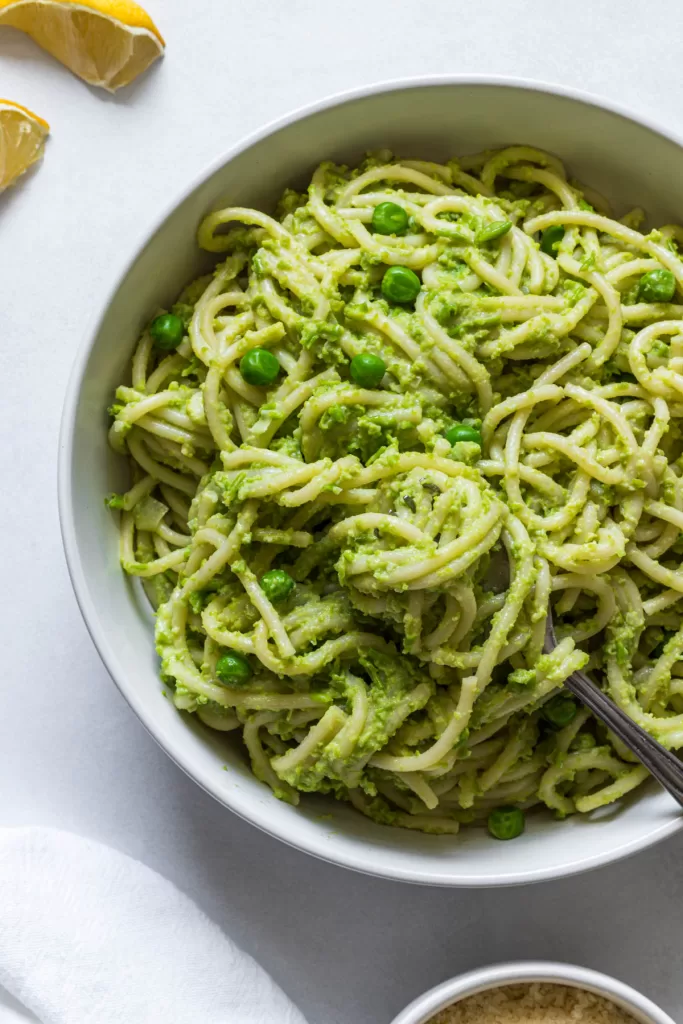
[563,669,683,809]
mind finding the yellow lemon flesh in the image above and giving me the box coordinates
[0,99,49,191]
[0,0,164,92]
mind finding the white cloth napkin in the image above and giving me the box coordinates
[0,827,309,1024]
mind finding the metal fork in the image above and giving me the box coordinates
[543,610,683,809]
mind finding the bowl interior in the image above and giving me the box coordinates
[390,962,676,1024]
[61,80,683,885]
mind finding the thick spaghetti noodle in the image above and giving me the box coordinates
[107,147,683,835]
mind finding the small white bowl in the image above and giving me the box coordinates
[60,75,683,886]
[390,961,676,1024]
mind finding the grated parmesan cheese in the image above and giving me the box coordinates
[429,982,638,1024]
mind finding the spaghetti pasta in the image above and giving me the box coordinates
[107,147,683,836]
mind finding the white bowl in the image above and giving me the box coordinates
[390,961,676,1024]
[59,75,683,886]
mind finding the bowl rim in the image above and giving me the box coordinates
[389,960,677,1024]
[58,72,683,887]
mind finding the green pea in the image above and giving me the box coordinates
[445,423,482,448]
[260,569,294,603]
[475,220,512,244]
[149,313,184,351]
[638,268,676,304]
[381,265,421,304]
[544,693,578,728]
[540,225,565,257]
[240,347,280,386]
[371,201,409,236]
[488,806,525,840]
[570,733,596,752]
[215,651,252,687]
[350,352,387,388]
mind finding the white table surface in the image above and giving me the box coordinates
[3,2,683,1021]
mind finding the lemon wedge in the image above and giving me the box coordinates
[0,99,49,191]
[0,0,164,91]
